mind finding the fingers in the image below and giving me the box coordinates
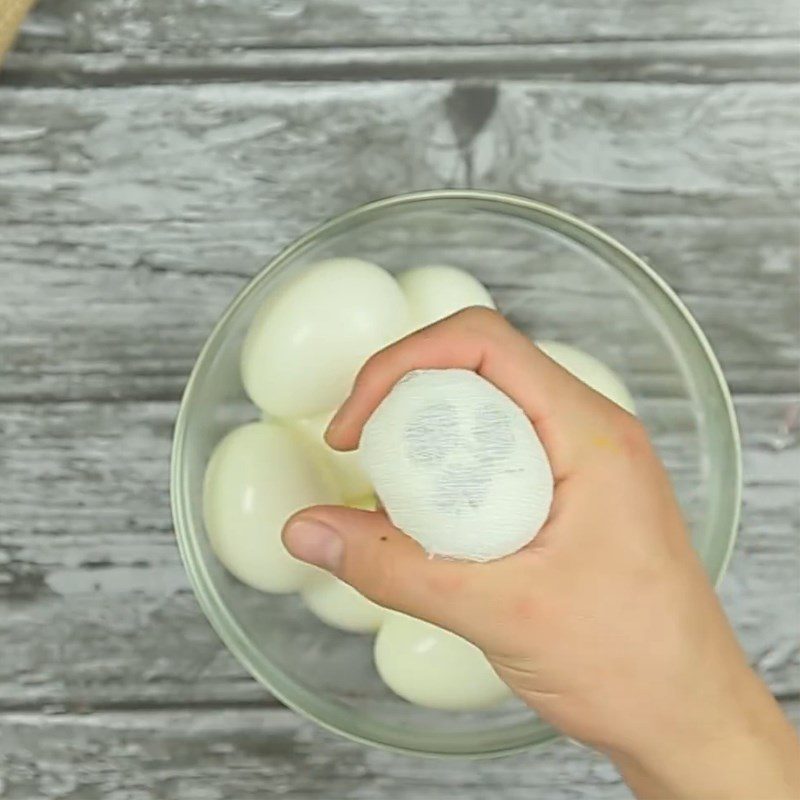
[282,504,502,636]
[325,307,615,478]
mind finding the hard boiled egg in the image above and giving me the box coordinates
[241,258,410,418]
[374,613,511,711]
[397,265,496,330]
[537,340,636,414]
[203,421,340,593]
[293,409,372,501]
[300,495,386,633]
[301,574,386,633]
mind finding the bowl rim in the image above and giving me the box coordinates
[170,188,742,758]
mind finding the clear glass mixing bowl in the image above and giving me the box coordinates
[171,190,741,757]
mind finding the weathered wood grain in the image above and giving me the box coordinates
[0,702,798,800]
[1,215,797,402]
[1,81,798,402]
[1,395,797,711]
[4,39,799,87]
[2,82,797,226]
[0,708,627,800]
[14,0,800,57]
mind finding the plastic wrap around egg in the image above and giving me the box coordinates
[397,265,496,330]
[241,258,410,418]
[537,340,636,414]
[359,368,554,562]
[203,422,340,593]
[293,410,372,501]
[374,613,511,711]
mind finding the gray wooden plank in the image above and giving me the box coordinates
[0,707,626,800]
[2,82,797,226]
[0,702,797,800]
[4,39,798,87]
[1,395,797,710]
[0,81,797,401]
[1,215,796,402]
[14,0,800,57]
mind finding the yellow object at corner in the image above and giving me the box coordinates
[1,0,37,64]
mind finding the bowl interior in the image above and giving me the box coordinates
[172,192,740,757]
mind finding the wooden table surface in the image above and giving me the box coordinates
[1,1,798,797]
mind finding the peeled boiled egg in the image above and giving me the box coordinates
[359,368,553,562]
[301,573,386,633]
[374,613,511,711]
[397,265,496,330]
[293,409,372,501]
[241,258,410,418]
[537,340,636,414]
[203,421,340,593]
[300,495,386,633]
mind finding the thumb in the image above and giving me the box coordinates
[282,505,485,634]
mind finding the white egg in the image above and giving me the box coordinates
[537,340,636,414]
[374,613,511,711]
[359,369,554,562]
[203,422,340,593]
[293,410,372,501]
[301,573,386,633]
[346,494,378,512]
[241,258,410,418]
[397,265,496,330]
[300,494,385,632]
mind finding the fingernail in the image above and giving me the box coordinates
[284,518,343,572]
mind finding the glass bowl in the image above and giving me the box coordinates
[171,190,741,758]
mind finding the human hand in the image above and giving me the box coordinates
[283,308,800,798]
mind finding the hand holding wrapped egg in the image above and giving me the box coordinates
[204,258,637,711]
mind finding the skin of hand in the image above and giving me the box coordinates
[282,308,800,799]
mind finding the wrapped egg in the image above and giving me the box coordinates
[293,409,372,501]
[537,340,636,414]
[359,368,554,562]
[374,613,511,711]
[397,265,496,330]
[241,258,410,418]
[203,422,340,593]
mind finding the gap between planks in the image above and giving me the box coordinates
[2,38,798,88]
[0,689,798,716]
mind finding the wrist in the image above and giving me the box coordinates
[610,666,800,800]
